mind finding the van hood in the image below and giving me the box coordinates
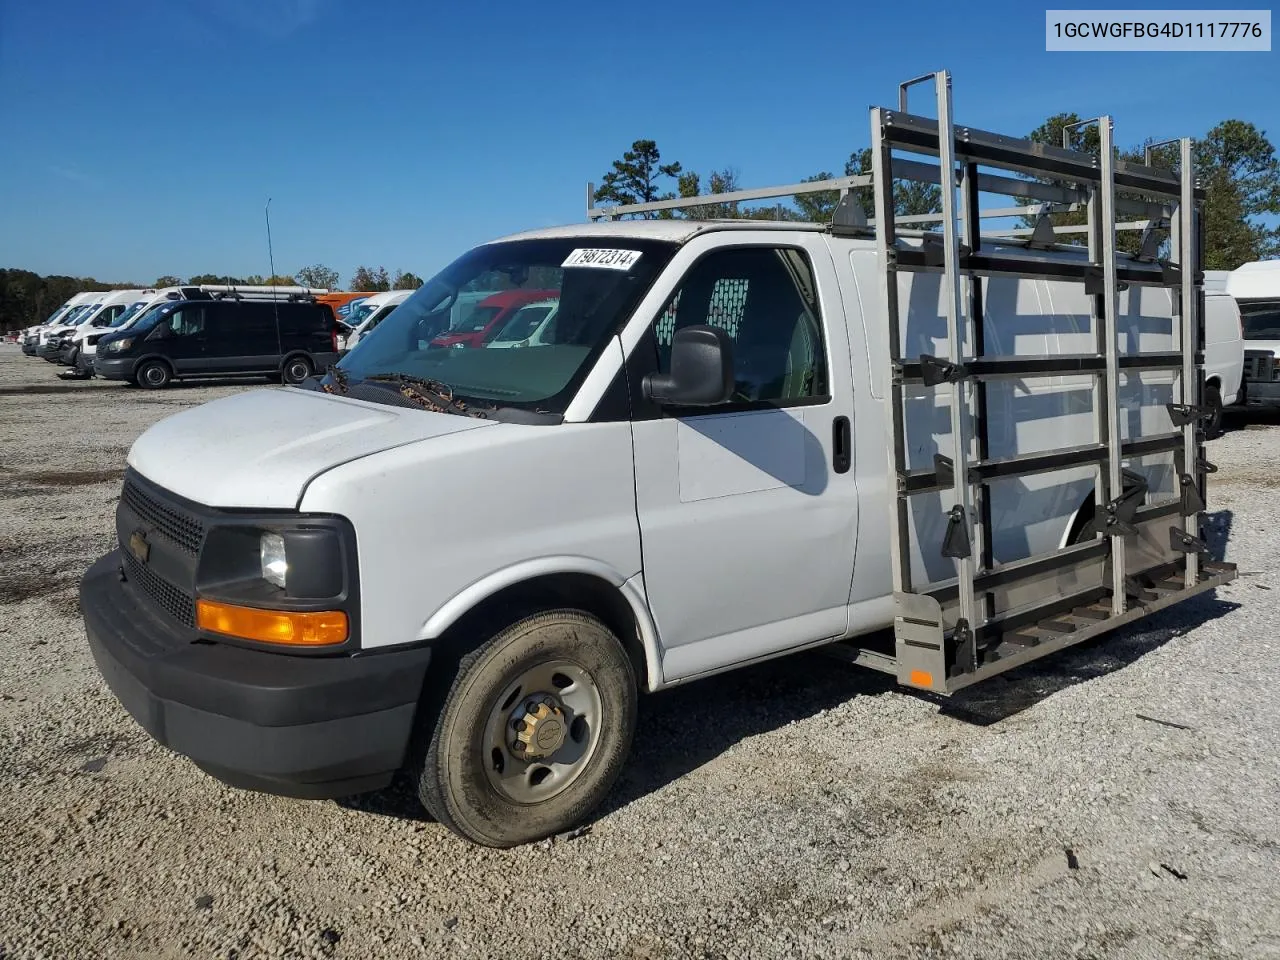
[127,387,493,509]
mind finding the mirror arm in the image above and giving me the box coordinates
[641,371,679,403]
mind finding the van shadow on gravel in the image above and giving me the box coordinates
[337,511,1242,824]
[338,653,900,826]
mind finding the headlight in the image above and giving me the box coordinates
[260,532,288,589]
[86,335,102,346]
[107,338,133,353]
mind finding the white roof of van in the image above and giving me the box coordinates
[1226,260,1280,300]
[359,290,412,305]
[491,219,827,245]
[94,288,154,306]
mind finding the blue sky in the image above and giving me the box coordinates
[0,0,1275,286]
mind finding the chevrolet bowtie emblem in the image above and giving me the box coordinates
[128,529,150,564]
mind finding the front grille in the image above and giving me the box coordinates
[123,550,195,627]
[121,477,205,554]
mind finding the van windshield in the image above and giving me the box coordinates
[111,301,150,328]
[128,303,176,333]
[331,237,676,417]
[345,302,378,330]
[1239,298,1280,341]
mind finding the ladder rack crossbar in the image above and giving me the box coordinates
[586,174,872,220]
[879,111,1200,200]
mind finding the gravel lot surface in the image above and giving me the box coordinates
[1,343,1278,960]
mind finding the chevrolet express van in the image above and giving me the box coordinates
[1226,260,1280,409]
[80,212,1212,847]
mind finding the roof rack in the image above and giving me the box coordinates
[589,69,1232,694]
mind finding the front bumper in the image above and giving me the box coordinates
[76,350,96,375]
[80,551,433,799]
[1245,379,1280,409]
[93,356,136,380]
[39,341,65,360]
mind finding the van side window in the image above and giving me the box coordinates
[652,246,828,404]
[167,307,204,337]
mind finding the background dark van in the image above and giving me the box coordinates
[94,298,340,389]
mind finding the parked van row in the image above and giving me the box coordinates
[17,283,587,388]
[19,285,342,387]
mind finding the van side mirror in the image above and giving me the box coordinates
[642,325,734,406]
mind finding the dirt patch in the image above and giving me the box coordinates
[0,468,123,498]
[21,469,123,487]
[0,571,62,604]
[0,384,101,396]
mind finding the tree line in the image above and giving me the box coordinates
[593,114,1280,269]
[1,264,424,331]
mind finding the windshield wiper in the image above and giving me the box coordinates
[365,373,493,419]
[321,365,351,395]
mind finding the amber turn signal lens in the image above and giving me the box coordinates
[196,599,348,647]
[908,669,934,688]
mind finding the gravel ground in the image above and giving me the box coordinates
[1,343,1278,960]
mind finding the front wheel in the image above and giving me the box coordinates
[414,610,638,848]
[136,359,171,389]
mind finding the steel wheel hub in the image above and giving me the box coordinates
[511,696,567,759]
[482,660,603,804]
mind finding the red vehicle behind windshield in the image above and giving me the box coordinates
[430,289,558,350]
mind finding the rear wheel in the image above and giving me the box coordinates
[282,355,313,385]
[136,359,171,389]
[413,610,637,847]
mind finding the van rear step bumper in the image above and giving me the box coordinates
[80,551,432,799]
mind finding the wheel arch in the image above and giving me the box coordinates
[134,355,175,381]
[278,349,313,369]
[418,558,662,693]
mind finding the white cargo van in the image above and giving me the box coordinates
[340,290,411,352]
[24,292,103,353]
[79,72,1234,848]
[485,297,560,348]
[1225,260,1280,409]
[52,289,154,366]
[1202,290,1245,430]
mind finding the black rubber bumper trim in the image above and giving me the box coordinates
[93,357,136,380]
[80,552,432,798]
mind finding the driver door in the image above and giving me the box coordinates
[156,305,206,373]
[627,234,859,683]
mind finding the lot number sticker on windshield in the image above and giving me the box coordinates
[562,248,643,270]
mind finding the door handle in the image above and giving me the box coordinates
[832,416,851,474]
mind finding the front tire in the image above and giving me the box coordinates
[136,359,171,389]
[414,610,637,848]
